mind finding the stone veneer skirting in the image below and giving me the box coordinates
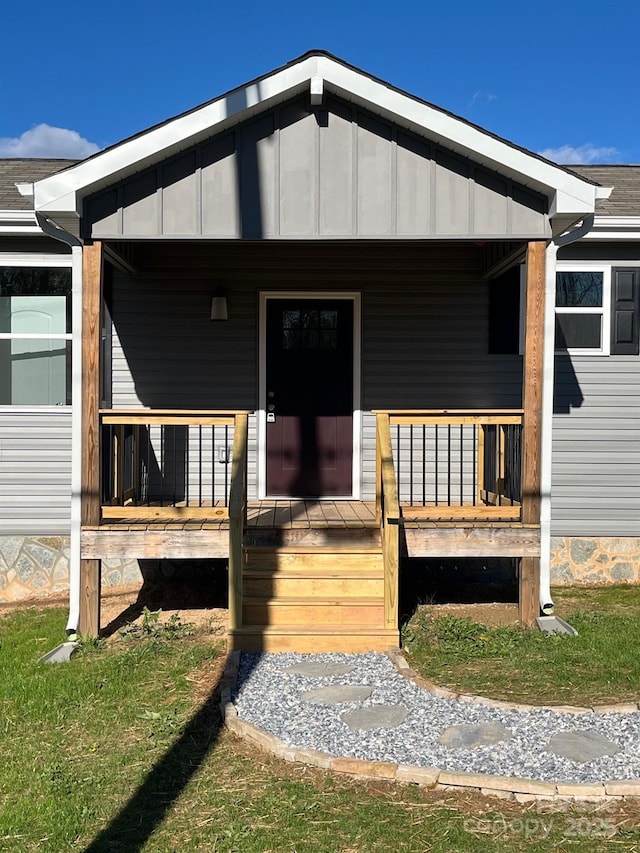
[550,537,640,585]
[2,534,639,603]
[0,536,142,603]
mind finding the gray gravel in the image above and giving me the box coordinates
[233,651,640,784]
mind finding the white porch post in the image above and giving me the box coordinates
[539,241,558,613]
[66,243,84,635]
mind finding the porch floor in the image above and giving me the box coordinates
[83,499,539,560]
[94,500,378,532]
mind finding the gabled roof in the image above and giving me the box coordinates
[0,158,77,211]
[33,51,610,224]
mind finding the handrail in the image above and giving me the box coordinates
[376,413,400,631]
[376,413,399,524]
[228,413,249,633]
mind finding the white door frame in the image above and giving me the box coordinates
[257,291,362,500]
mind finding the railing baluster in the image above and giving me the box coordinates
[211,426,216,506]
[224,424,229,506]
[460,424,464,506]
[409,424,414,506]
[198,425,203,508]
[160,425,165,507]
[422,424,426,506]
[396,424,401,502]
[447,425,451,506]
[185,426,190,509]
[435,424,439,506]
[472,424,477,506]
[172,426,177,507]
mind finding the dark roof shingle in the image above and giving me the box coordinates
[0,158,78,211]
[570,165,640,217]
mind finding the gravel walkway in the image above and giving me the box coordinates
[233,651,640,785]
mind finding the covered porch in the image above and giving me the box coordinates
[28,53,607,649]
[77,235,545,650]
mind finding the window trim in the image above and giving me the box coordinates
[554,263,611,355]
[0,255,73,407]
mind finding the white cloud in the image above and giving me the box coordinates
[468,90,498,110]
[0,123,100,158]
[538,144,619,165]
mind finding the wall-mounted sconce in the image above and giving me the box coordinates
[210,285,228,321]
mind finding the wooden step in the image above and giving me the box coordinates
[230,625,399,653]
[243,574,384,598]
[243,597,384,627]
[244,548,383,575]
[244,528,381,549]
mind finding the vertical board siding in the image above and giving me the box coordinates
[0,409,72,533]
[110,243,523,501]
[86,96,549,241]
[552,354,640,536]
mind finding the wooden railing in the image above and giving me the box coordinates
[375,414,400,631]
[228,413,248,632]
[375,410,524,521]
[100,410,252,520]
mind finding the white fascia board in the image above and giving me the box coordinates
[0,209,45,235]
[314,56,603,215]
[35,56,321,213]
[580,216,640,240]
[35,53,601,219]
[15,182,34,199]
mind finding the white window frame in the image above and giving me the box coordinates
[0,253,73,409]
[554,262,611,356]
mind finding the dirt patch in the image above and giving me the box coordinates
[99,583,229,638]
[0,582,229,637]
[416,601,520,628]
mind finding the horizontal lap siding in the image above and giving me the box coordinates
[0,409,72,533]
[552,355,640,536]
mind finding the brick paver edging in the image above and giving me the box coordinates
[387,647,640,715]
[218,650,640,802]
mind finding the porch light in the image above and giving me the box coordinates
[210,286,228,321]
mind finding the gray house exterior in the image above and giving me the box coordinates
[0,53,636,644]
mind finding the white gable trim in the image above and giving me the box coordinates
[33,53,610,220]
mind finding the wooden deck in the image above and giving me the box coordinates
[81,499,538,560]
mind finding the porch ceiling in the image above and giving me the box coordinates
[104,238,522,281]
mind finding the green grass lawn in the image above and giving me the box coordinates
[402,585,640,706]
[1,604,639,852]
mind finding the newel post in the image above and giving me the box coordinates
[520,241,545,626]
[79,241,103,637]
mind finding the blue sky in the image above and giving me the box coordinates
[1,0,638,163]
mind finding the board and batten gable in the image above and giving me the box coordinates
[107,242,523,500]
[84,96,550,241]
[551,242,640,537]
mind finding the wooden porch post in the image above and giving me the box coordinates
[520,241,545,626]
[79,242,103,637]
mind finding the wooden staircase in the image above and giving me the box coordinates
[230,532,399,652]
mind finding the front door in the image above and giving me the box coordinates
[265,298,354,497]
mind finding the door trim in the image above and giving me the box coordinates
[257,291,361,500]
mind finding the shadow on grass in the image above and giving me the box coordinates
[82,651,255,853]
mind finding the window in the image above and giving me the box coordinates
[555,268,609,354]
[0,267,72,405]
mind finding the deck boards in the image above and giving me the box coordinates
[83,499,539,560]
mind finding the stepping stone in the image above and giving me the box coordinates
[285,661,355,678]
[545,730,621,763]
[301,685,373,705]
[341,704,408,731]
[438,721,513,749]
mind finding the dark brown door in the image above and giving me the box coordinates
[266,298,353,497]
